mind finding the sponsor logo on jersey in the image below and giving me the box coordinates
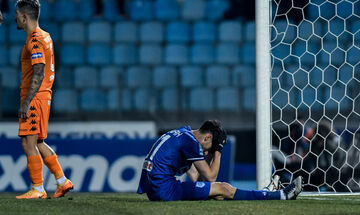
[31,52,43,59]
[195,182,205,188]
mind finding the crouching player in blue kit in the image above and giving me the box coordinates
[137,120,303,201]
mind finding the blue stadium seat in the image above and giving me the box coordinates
[114,22,137,42]
[245,21,255,42]
[61,44,85,65]
[331,86,345,102]
[107,88,120,111]
[53,0,77,21]
[88,22,112,42]
[217,43,240,64]
[52,89,78,113]
[272,43,291,59]
[165,44,188,64]
[323,41,337,53]
[217,88,240,111]
[180,66,204,87]
[243,88,256,111]
[182,0,205,20]
[347,47,360,66]
[113,44,137,65]
[0,24,6,43]
[242,42,256,64]
[1,88,20,113]
[155,0,180,21]
[126,66,152,88]
[55,67,74,88]
[232,65,256,87]
[191,43,214,64]
[62,22,85,43]
[134,88,154,111]
[87,44,111,65]
[331,49,346,67]
[190,88,214,111]
[79,0,95,21]
[4,0,16,24]
[193,21,216,42]
[42,22,60,43]
[139,44,162,64]
[39,0,52,21]
[129,0,154,21]
[140,22,163,42]
[74,66,98,88]
[100,66,123,88]
[104,0,121,21]
[0,45,8,66]
[350,20,360,34]
[233,65,256,87]
[160,88,179,111]
[219,21,242,42]
[298,20,313,40]
[166,22,190,42]
[121,89,132,111]
[9,45,23,66]
[205,0,230,21]
[80,89,107,112]
[206,66,230,87]
[9,23,27,43]
[273,20,289,34]
[320,2,336,20]
[153,66,177,88]
[0,67,18,88]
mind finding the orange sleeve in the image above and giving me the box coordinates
[28,37,46,65]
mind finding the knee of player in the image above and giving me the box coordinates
[215,182,236,198]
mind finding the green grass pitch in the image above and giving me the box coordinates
[1,193,360,215]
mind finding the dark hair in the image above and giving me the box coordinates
[199,120,227,147]
[16,0,40,20]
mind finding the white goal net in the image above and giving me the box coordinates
[270,0,360,192]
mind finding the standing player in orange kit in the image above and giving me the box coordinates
[14,0,73,199]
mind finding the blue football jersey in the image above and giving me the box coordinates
[137,126,205,195]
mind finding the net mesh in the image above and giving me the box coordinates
[270,0,360,192]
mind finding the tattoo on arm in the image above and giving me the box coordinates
[23,63,45,107]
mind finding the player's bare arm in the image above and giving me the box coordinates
[193,151,221,182]
[187,152,215,181]
[0,11,3,24]
[18,63,45,119]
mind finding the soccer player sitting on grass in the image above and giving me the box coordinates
[137,120,303,201]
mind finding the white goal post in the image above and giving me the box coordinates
[257,0,360,192]
[256,0,272,190]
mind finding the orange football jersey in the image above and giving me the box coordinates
[20,27,55,103]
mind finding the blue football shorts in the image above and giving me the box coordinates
[147,180,211,201]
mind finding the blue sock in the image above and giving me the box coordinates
[232,189,281,200]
